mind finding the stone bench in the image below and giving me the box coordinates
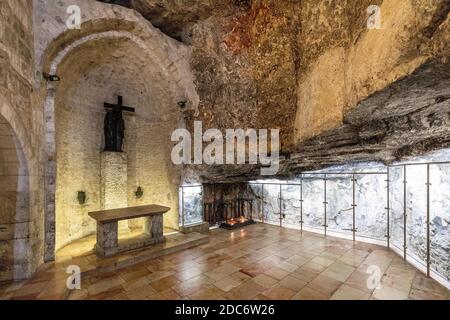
[88,205,170,257]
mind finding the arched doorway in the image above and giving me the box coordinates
[0,114,30,282]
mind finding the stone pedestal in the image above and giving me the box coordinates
[144,215,163,239]
[101,152,129,231]
[96,221,119,257]
[180,222,210,235]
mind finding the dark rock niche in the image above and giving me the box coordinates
[203,183,259,225]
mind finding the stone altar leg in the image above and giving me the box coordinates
[143,214,164,240]
[101,152,129,231]
[96,221,118,257]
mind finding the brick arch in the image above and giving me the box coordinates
[40,16,198,261]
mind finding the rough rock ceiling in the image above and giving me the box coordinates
[98,0,249,40]
[187,60,450,183]
[95,0,450,183]
[132,0,253,40]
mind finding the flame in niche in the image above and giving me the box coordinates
[226,216,249,226]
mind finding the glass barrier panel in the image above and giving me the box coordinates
[281,184,301,228]
[262,184,281,225]
[302,175,325,231]
[389,167,405,251]
[430,164,450,281]
[355,174,387,241]
[327,174,353,236]
[405,165,428,268]
[182,186,203,226]
[249,184,263,221]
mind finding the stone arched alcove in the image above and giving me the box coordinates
[37,8,199,259]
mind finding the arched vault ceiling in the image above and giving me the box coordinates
[56,37,177,119]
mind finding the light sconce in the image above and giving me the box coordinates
[135,186,144,199]
[77,191,87,205]
[177,100,188,109]
[43,73,61,82]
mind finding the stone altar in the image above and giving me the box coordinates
[89,205,170,257]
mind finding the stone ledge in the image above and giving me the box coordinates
[180,222,210,235]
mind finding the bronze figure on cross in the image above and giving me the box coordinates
[104,96,135,152]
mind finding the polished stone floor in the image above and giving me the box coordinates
[0,224,449,300]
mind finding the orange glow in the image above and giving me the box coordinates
[225,216,248,226]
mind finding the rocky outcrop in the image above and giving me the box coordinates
[184,59,450,183]
[104,1,450,181]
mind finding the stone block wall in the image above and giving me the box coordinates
[0,0,45,282]
[0,116,29,281]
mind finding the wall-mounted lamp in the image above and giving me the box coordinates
[135,186,144,199]
[177,100,188,109]
[43,73,60,82]
[77,191,87,205]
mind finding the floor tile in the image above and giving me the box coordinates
[214,276,241,292]
[307,275,343,297]
[150,275,181,292]
[262,284,295,300]
[372,285,409,300]
[330,284,370,300]
[322,262,355,282]
[291,286,329,300]
[253,274,279,289]
[264,267,290,280]
[225,280,266,300]
[279,275,307,292]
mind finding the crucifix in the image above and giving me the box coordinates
[104,96,135,152]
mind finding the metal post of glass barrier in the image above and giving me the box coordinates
[212,183,216,226]
[426,164,431,277]
[261,184,265,224]
[181,186,185,228]
[352,173,357,242]
[279,184,283,228]
[403,165,407,260]
[200,184,204,225]
[300,175,304,233]
[386,169,391,248]
[324,174,328,236]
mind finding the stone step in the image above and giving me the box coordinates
[60,232,209,299]
[83,232,209,277]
